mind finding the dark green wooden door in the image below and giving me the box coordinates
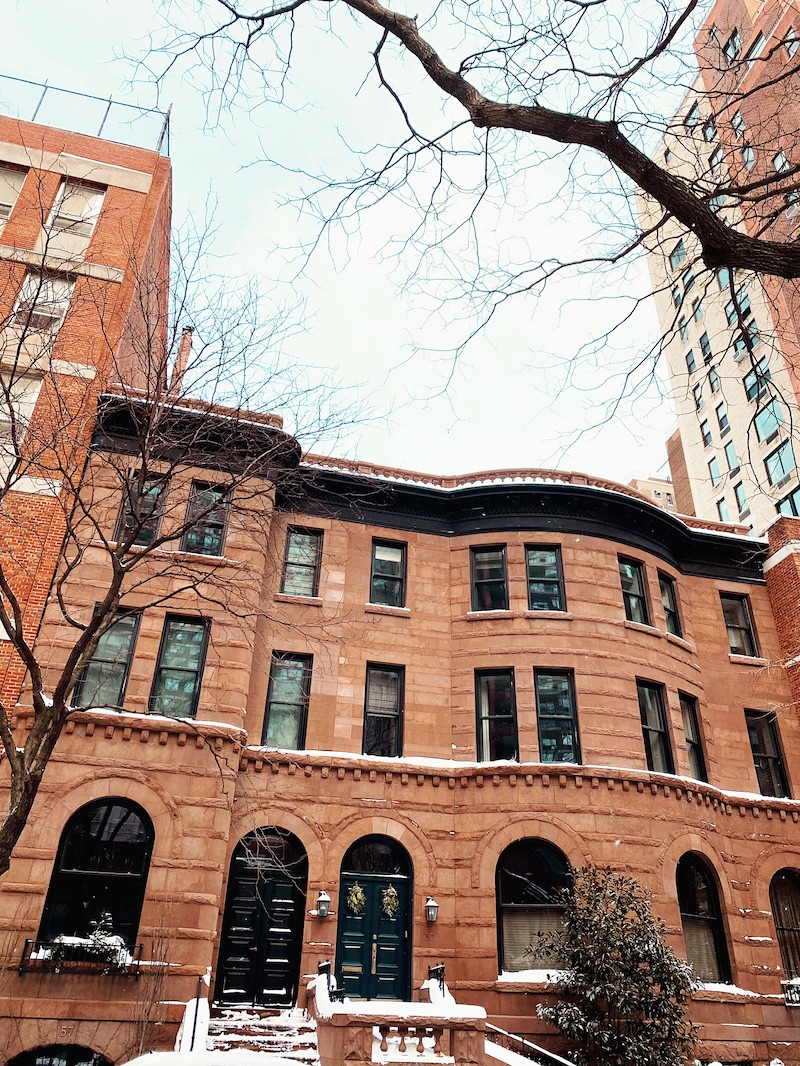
[216,829,307,1007]
[336,873,410,999]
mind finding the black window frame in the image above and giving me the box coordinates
[180,480,228,557]
[262,652,313,749]
[765,440,795,486]
[733,481,748,516]
[618,557,650,625]
[115,473,168,549]
[720,592,759,657]
[679,692,708,782]
[699,332,712,362]
[658,572,682,637]
[770,869,800,979]
[724,439,738,473]
[148,615,210,719]
[73,610,141,710]
[779,487,800,517]
[716,401,729,435]
[363,662,405,758]
[700,419,712,447]
[676,853,731,983]
[685,349,697,375]
[476,668,518,762]
[745,709,790,798]
[637,680,675,774]
[39,798,154,948]
[369,539,407,608]
[534,669,581,764]
[280,527,323,598]
[496,838,571,971]
[470,545,509,612]
[708,456,722,486]
[716,497,730,522]
[525,544,566,613]
[754,399,783,443]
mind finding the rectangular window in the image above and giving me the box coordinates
[693,383,704,410]
[73,612,141,710]
[746,710,790,798]
[49,180,104,238]
[671,283,682,309]
[535,670,581,764]
[734,481,748,515]
[700,419,712,446]
[0,166,25,227]
[526,545,565,612]
[708,456,722,486]
[709,146,724,171]
[702,116,716,142]
[708,193,725,213]
[716,497,730,522]
[743,357,771,400]
[669,240,687,271]
[692,297,703,322]
[686,350,697,374]
[637,681,674,774]
[723,28,742,63]
[471,545,509,611]
[685,102,702,129]
[679,316,689,342]
[725,287,752,325]
[370,540,406,607]
[149,616,209,718]
[786,28,800,57]
[743,31,766,68]
[659,573,682,637]
[774,150,791,173]
[12,271,74,334]
[734,322,761,360]
[741,144,756,170]
[476,669,518,761]
[680,693,708,782]
[618,557,650,625]
[724,440,738,472]
[709,368,721,393]
[262,653,312,749]
[363,663,404,757]
[765,440,795,485]
[716,402,729,434]
[779,487,800,517]
[181,481,227,556]
[732,110,746,138]
[115,475,167,548]
[699,332,712,362]
[717,266,731,290]
[720,593,759,656]
[755,399,783,442]
[681,265,695,294]
[280,528,323,597]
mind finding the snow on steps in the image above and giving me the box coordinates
[207,1008,320,1064]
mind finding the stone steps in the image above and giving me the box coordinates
[207,1007,319,1062]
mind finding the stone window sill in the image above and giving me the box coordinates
[623,620,662,638]
[274,592,323,608]
[729,653,769,667]
[466,610,515,621]
[523,610,573,621]
[365,603,411,618]
[666,632,694,653]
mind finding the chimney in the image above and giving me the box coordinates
[170,326,193,394]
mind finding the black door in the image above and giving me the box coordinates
[336,836,412,1000]
[216,828,307,1007]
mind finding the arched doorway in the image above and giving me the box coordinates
[216,827,308,1007]
[336,835,412,1000]
[7,1047,112,1066]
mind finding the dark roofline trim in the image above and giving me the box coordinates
[278,470,766,584]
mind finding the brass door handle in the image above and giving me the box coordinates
[371,941,377,974]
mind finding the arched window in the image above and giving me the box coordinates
[770,869,800,979]
[39,799,154,946]
[496,838,570,972]
[676,853,731,983]
[7,1047,112,1066]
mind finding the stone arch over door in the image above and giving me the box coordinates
[216,826,308,1007]
[6,1047,113,1066]
[336,835,413,1000]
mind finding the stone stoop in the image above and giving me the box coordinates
[207,1007,320,1062]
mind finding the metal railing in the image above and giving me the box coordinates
[18,938,143,977]
[0,74,170,154]
[485,1023,575,1066]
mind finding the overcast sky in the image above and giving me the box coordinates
[6,0,686,484]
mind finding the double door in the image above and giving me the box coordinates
[336,873,410,1000]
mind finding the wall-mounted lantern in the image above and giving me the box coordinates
[425,896,439,923]
[316,890,331,919]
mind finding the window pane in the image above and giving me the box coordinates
[182,482,227,556]
[680,693,707,782]
[720,594,757,656]
[150,618,208,718]
[281,529,322,596]
[619,558,649,624]
[477,670,517,761]
[771,871,800,979]
[471,547,508,610]
[637,682,674,774]
[536,671,580,763]
[659,574,682,637]
[51,181,104,236]
[746,710,789,798]
[370,542,405,607]
[263,654,311,749]
[526,547,564,612]
[75,613,139,709]
[364,664,403,756]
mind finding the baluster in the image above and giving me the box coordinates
[432,1027,443,1054]
[398,1026,407,1053]
[379,1026,390,1052]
